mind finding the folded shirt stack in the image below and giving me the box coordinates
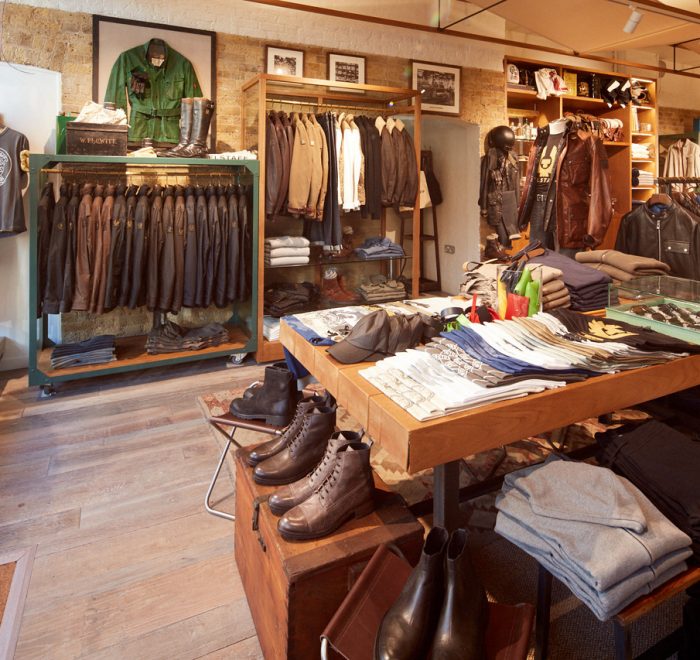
[263,315,280,341]
[631,143,651,160]
[495,458,692,621]
[526,263,570,311]
[50,335,116,369]
[145,321,229,355]
[575,249,671,284]
[265,236,311,266]
[597,420,700,559]
[632,167,654,187]
[357,277,406,302]
[354,237,405,260]
[529,249,611,311]
[264,281,318,317]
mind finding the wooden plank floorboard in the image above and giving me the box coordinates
[0,361,266,659]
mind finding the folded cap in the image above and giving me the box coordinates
[327,310,391,364]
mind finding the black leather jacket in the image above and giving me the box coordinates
[479,147,520,247]
[615,203,700,279]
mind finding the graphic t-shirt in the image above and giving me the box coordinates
[529,132,565,244]
[0,127,30,234]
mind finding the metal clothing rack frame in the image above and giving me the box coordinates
[656,176,700,193]
[241,73,422,363]
[28,153,260,393]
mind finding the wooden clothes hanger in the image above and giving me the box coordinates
[647,192,673,207]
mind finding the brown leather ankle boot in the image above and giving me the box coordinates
[277,441,375,540]
[268,430,362,515]
[229,362,298,426]
[483,233,510,262]
[253,405,337,485]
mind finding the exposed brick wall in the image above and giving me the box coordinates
[658,106,699,136]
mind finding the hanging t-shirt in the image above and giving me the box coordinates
[0,127,30,235]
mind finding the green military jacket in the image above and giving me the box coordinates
[104,39,202,144]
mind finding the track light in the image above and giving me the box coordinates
[623,6,643,33]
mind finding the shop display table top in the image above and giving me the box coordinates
[280,319,700,529]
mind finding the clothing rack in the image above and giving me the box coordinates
[656,176,700,193]
[265,97,400,114]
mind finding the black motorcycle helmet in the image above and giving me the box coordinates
[488,125,516,152]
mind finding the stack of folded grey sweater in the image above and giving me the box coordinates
[265,236,311,266]
[495,458,692,621]
[50,335,116,369]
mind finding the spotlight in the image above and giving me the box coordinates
[623,6,643,33]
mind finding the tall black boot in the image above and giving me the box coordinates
[374,527,449,660]
[430,529,488,660]
[161,98,193,157]
[178,98,214,158]
[229,362,298,426]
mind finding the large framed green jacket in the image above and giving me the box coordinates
[104,39,202,144]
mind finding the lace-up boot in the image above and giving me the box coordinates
[252,405,336,486]
[277,441,374,541]
[246,391,335,467]
[268,430,361,515]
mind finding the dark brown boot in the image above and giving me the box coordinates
[430,529,489,660]
[229,362,298,426]
[483,233,510,262]
[277,441,375,541]
[246,391,335,467]
[321,268,358,304]
[253,405,336,485]
[161,98,193,157]
[178,98,214,158]
[374,527,449,660]
[268,430,362,515]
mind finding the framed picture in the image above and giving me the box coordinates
[328,52,366,92]
[266,46,305,78]
[92,15,216,147]
[411,61,461,115]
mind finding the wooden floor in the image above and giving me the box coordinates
[0,359,267,659]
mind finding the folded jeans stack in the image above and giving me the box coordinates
[575,249,671,283]
[495,458,692,621]
[145,320,229,354]
[264,281,318,317]
[357,275,406,302]
[50,335,116,369]
[265,236,311,266]
[354,236,405,260]
[526,263,570,311]
[529,249,611,311]
[597,419,700,559]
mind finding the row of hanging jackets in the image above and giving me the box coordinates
[662,139,700,191]
[38,181,251,316]
[265,110,418,249]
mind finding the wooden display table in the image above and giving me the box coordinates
[279,319,700,530]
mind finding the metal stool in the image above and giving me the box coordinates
[205,413,283,521]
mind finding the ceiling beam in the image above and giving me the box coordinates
[243,0,700,80]
[438,0,508,32]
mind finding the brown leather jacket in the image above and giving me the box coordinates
[519,127,612,249]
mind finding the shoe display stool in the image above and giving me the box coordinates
[321,543,534,660]
[205,413,283,521]
[234,447,425,660]
[534,563,700,660]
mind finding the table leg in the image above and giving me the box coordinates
[433,461,461,531]
[535,564,553,660]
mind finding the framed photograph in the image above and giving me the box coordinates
[266,46,305,78]
[328,52,366,92]
[92,15,216,147]
[411,61,461,115]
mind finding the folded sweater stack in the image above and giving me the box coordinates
[495,458,692,621]
[265,236,311,266]
[354,236,405,260]
[632,167,654,187]
[575,249,671,284]
[358,277,406,302]
[526,263,570,311]
[530,249,611,311]
[50,335,116,369]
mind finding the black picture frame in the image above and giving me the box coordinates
[92,15,217,147]
[411,60,461,116]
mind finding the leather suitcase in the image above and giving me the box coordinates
[234,447,424,660]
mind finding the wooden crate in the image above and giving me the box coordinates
[66,122,128,156]
[234,448,424,660]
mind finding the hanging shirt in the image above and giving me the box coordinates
[0,127,29,234]
[104,39,202,144]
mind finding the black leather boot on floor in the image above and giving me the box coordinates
[374,526,449,660]
[430,528,488,660]
[229,362,298,426]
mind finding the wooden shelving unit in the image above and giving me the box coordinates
[505,58,658,250]
[241,74,422,363]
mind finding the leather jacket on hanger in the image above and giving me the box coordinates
[479,147,520,247]
[519,125,613,249]
[615,202,700,279]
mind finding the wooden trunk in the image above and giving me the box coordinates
[65,122,128,156]
[234,448,424,660]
